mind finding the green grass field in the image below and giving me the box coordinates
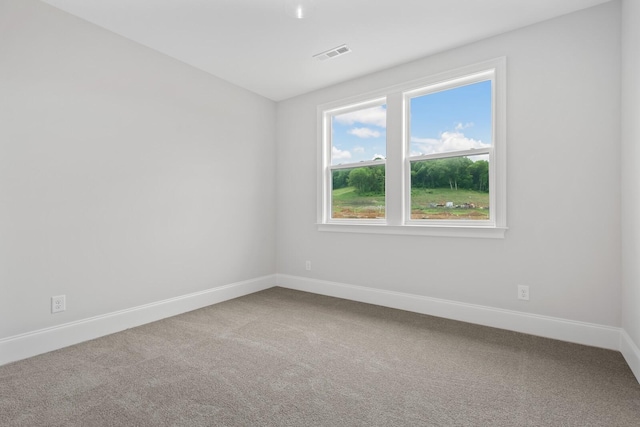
[332,187,489,220]
[332,187,386,219]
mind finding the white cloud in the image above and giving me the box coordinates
[334,105,386,128]
[353,146,365,153]
[348,127,381,138]
[455,122,474,131]
[332,146,351,161]
[411,130,489,155]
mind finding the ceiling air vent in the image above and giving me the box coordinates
[313,44,351,61]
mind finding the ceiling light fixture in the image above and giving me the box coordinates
[284,0,314,19]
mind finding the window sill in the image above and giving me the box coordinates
[317,223,507,239]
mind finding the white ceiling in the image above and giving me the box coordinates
[40,0,611,101]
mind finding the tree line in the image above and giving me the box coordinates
[332,157,489,195]
[333,165,385,194]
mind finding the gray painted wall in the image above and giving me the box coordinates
[0,0,277,339]
[277,2,622,327]
[622,0,640,351]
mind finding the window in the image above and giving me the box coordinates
[318,58,506,238]
[327,100,387,221]
[406,79,493,224]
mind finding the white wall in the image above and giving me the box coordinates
[621,0,640,375]
[277,3,621,327]
[0,0,276,339]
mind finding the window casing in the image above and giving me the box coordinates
[318,58,507,238]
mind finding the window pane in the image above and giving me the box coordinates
[409,81,491,157]
[410,156,489,220]
[331,104,386,166]
[332,165,385,219]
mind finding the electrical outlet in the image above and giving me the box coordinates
[517,285,529,301]
[51,295,66,313]
[305,260,311,271]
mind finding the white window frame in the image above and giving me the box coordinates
[317,58,507,238]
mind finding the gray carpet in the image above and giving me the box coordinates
[1,287,639,426]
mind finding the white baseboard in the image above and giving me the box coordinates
[277,274,621,351]
[6,273,637,384]
[0,275,276,366]
[621,330,640,384]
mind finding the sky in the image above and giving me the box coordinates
[331,80,492,165]
[331,104,387,165]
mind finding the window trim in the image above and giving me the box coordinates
[317,58,507,238]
